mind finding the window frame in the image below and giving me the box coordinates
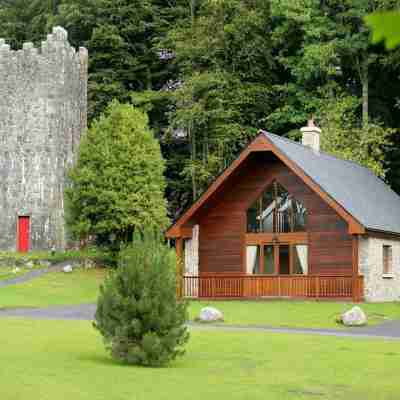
[383,244,393,277]
[246,180,307,234]
[245,241,309,276]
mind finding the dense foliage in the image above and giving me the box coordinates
[66,101,168,247]
[1,0,400,220]
[94,231,189,367]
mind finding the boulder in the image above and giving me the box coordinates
[25,261,34,269]
[63,265,73,273]
[39,260,52,268]
[13,267,21,274]
[198,307,224,323]
[340,306,367,327]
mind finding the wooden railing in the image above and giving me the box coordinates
[182,275,364,301]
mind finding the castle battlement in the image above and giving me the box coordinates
[0,26,87,65]
[0,26,88,251]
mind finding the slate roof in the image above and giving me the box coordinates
[264,131,400,235]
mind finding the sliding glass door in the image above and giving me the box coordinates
[246,243,308,275]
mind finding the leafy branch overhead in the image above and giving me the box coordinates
[365,11,400,49]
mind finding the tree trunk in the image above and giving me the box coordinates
[361,60,369,128]
[189,123,197,201]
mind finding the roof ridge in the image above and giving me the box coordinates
[262,130,376,175]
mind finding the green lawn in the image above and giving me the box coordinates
[0,264,45,281]
[189,300,400,329]
[0,268,106,308]
[1,268,400,329]
[0,318,399,400]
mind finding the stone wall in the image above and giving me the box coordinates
[184,225,199,275]
[359,235,400,302]
[0,26,87,251]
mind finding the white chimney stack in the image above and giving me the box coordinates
[301,117,321,152]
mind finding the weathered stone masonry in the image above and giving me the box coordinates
[359,235,400,302]
[0,27,87,251]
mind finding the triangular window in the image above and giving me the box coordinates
[247,181,307,233]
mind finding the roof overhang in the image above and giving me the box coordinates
[166,131,365,238]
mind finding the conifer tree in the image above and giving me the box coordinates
[94,230,189,367]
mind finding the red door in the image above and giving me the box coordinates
[18,216,30,253]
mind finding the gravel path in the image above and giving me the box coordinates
[0,303,399,340]
[0,261,72,288]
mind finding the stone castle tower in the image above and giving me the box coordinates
[0,26,88,251]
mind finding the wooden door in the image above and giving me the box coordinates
[18,216,30,253]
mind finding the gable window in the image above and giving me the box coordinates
[247,181,307,233]
[383,245,393,275]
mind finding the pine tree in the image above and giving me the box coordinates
[94,230,189,367]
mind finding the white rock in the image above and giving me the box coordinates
[26,261,34,269]
[13,267,21,274]
[63,265,73,273]
[341,306,367,326]
[40,260,52,268]
[198,307,224,322]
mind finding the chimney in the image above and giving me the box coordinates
[301,117,321,152]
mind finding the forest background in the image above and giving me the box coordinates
[1,0,400,220]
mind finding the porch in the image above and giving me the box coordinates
[182,274,364,301]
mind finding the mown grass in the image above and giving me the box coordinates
[0,264,45,281]
[189,300,400,328]
[1,268,399,328]
[0,268,106,309]
[0,318,399,400]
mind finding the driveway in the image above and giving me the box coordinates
[0,303,399,340]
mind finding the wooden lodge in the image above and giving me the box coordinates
[166,121,400,302]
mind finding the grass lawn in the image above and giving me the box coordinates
[0,318,399,400]
[189,300,400,328]
[1,268,399,328]
[0,268,106,309]
[0,264,45,281]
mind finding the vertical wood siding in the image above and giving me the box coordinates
[193,152,353,275]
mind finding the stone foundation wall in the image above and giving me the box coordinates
[359,235,400,302]
[0,27,87,251]
[184,225,199,275]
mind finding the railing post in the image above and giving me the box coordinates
[278,276,281,297]
[316,276,320,300]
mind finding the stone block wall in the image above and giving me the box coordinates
[359,235,400,302]
[0,27,87,251]
[184,225,199,275]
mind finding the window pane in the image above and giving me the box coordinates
[246,180,307,233]
[260,186,274,232]
[246,201,259,233]
[383,245,392,274]
[279,245,290,274]
[293,199,307,231]
[263,245,275,274]
[246,245,260,274]
[293,245,308,275]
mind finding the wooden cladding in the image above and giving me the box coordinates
[183,275,364,301]
[245,232,308,245]
[198,154,354,275]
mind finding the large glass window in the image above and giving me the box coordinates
[246,244,309,275]
[247,181,307,233]
[293,245,308,275]
[263,245,275,274]
[246,245,260,274]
